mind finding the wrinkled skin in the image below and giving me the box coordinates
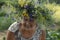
[19,19,37,38]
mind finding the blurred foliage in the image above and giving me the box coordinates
[49,0,60,4]
[0,17,15,31]
[45,3,60,24]
[3,37,5,40]
[46,29,60,40]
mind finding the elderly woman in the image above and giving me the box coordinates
[7,11,46,40]
[7,1,46,40]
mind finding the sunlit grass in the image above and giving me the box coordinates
[53,5,60,22]
[45,3,60,22]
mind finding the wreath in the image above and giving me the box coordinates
[10,0,54,28]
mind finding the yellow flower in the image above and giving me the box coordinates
[18,0,26,7]
[26,0,31,4]
[18,0,31,7]
[23,10,28,16]
[23,13,28,17]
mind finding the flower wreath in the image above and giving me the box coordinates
[14,0,54,27]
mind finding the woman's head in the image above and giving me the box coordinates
[19,18,37,38]
[22,9,37,22]
[19,13,37,38]
[19,9,37,32]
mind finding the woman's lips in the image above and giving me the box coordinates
[20,29,35,38]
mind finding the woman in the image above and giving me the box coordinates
[7,1,46,40]
[7,10,46,40]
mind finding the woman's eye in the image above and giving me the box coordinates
[22,22,35,29]
[24,23,26,26]
[25,19,28,21]
[30,25,32,27]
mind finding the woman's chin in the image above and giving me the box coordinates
[21,33,33,39]
[19,29,35,39]
[21,31,34,39]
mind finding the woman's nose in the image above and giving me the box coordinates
[26,22,29,25]
[25,23,30,28]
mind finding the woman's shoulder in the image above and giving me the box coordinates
[9,22,20,28]
[8,22,20,33]
[12,22,19,25]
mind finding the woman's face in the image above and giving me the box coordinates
[23,16,36,30]
[19,16,37,38]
